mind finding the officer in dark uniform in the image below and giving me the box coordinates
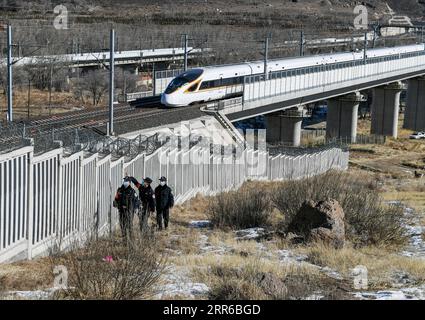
[154,176,174,231]
[113,178,137,242]
[128,176,155,232]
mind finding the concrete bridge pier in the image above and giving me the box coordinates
[326,92,364,143]
[371,82,403,138]
[404,77,425,131]
[265,107,305,147]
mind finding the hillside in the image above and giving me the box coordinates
[1,0,424,29]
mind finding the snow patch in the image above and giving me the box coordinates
[155,265,209,299]
[399,206,425,259]
[276,249,308,263]
[235,228,266,240]
[189,220,211,228]
[354,286,425,300]
[4,288,57,300]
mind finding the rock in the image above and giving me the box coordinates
[392,271,415,288]
[288,199,345,249]
[256,272,287,299]
[286,232,305,244]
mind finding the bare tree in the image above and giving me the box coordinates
[74,69,108,107]
[23,65,39,118]
[0,66,7,111]
[115,69,139,95]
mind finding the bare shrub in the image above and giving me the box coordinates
[208,261,351,300]
[271,171,407,247]
[52,234,165,300]
[0,275,5,296]
[207,188,272,230]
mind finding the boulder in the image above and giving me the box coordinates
[256,272,287,299]
[287,199,345,249]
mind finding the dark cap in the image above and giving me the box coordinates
[144,177,153,183]
[159,176,167,182]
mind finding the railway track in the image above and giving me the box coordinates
[22,95,165,133]
[1,95,205,152]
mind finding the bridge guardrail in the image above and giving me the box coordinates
[118,91,154,102]
[204,97,243,111]
[242,49,425,107]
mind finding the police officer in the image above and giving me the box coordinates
[113,178,137,242]
[128,176,155,232]
[154,176,174,231]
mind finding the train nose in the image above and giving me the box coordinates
[161,93,172,106]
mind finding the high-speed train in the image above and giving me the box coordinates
[161,44,425,107]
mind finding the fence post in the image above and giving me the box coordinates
[27,150,34,260]
[53,146,62,248]
[78,153,85,238]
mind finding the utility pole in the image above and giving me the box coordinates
[183,34,188,72]
[109,29,115,136]
[300,30,305,57]
[372,24,378,48]
[152,62,155,95]
[7,24,13,122]
[264,34,269,80]
[363,32,368,64]
[49,62,53,115]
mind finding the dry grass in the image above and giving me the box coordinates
[0,89,84,121]
[298,243,425,290]
[187,251,352,300]
[171,194,211,224]
[0,257,53,292]
[161,228,202,256]
[300,135,326,147]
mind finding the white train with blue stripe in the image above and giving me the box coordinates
[161,44,425,107]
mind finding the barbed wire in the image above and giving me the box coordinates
[0,120,163,158]
[268,141,350,157]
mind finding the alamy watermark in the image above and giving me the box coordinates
[0,0,68,29]
[156,121,268,177]
[53,5,68,30]
[354,5,369,30]
[53,265,68,289]
[352,265,368,290]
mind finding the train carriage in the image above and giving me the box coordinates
[161,44,425,107]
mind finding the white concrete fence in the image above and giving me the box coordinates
[0,143,348,263]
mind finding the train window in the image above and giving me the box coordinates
[187,82,198,92]
[214,79,222,87]
[199,80,213,90]
[221,78,230,86]
[164,69,204,94]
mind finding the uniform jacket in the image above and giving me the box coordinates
[154,184,174,211]
[129,177,155,211]
[114,185,137,213]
